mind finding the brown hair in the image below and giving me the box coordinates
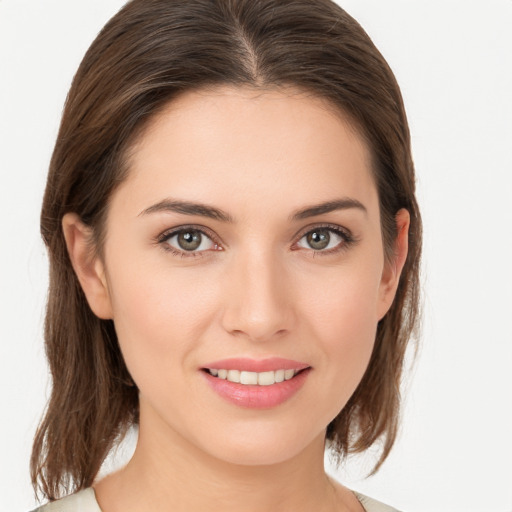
[32,0,421,501]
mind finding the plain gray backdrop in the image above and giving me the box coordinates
[1,1,511,511]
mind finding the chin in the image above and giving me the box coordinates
[193,421,326,468]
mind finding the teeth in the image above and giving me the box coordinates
[258,371,275,386]
[284,369,295,380]
[240,371,258,385]
[227,369,240,383]
[208,368,300,385]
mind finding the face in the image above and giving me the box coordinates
[69,86,406,467]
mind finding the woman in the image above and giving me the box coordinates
[30,0,421,511]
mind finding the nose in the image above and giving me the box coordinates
[220,248,295,342]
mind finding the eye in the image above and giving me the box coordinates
[159,227,221,255]
[295,226,352,253]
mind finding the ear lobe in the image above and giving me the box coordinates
[377,208,410,320]
[62,212,113,320]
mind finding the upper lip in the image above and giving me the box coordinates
[202,357,311,373]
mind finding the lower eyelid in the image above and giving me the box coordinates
[166,246,203,258]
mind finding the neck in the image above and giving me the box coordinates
[94,403,356,512]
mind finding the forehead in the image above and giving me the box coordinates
[117,85,378,220]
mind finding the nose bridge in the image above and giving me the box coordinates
[221,243,293,341]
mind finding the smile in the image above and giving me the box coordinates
[206,368,300,386]
[201,359,311,409]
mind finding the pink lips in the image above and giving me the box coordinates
[203,357,310,373]
[201,357,311,409]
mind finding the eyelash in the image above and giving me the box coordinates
[294,223,357,256]
[156,225,221,259]
[155,223,357,259]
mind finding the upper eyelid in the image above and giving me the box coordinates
[157,224,220,244]
[294,223,353,240]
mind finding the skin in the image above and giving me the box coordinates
[63,86,409,512]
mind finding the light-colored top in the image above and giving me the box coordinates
[32,489,101,512]
[32,487,401,512]
[353,491,401,512]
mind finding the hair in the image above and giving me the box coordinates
[32,0,422,501]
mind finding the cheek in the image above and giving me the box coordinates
[304,261,381,339]
[299,265,381,390]
[106,260,219,378]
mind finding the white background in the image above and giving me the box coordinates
[1,1,511,511]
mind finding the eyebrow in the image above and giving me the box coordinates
[139,199,234,222]
[290,198,367,220]
[139,197,366,222]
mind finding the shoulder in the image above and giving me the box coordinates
[29,486,400,512]
[353,491,402,512]
[30,488,102,512]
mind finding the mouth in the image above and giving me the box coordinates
[200,358,312,408]
[202,367,308,386]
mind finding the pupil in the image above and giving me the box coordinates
[178,231,201,251]
[307,230,330,250]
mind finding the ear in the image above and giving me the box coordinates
[62,213,113,320]
[377,208,410,320]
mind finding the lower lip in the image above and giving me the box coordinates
[202,369,311,409]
